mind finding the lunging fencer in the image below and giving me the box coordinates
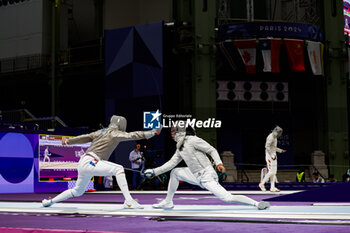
[259,126,286,192]
[144,125,270,210]
[42,115,160,209]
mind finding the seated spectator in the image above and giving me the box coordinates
[326,174,337,183]
[312,172,325,183]
[342,169,350,182]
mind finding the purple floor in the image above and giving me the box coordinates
[0,192,313,206]
[0,192,349,233]
[1,212,349,233]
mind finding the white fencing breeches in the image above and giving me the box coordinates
[165,167,257,207]
[261,152,277,189]
[51,155,132,204]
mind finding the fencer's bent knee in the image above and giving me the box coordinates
[170,168,181,178]
[115,167,125,176]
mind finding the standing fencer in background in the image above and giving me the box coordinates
[144,125,270,210]
[42,115,160,209]
[259,126,286,192]
[43,146,51,163]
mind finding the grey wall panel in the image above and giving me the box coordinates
[0,0,43,59]
[104,0,170,30]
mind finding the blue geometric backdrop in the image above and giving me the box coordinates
[105,21,163,100]
[104,22,164,169]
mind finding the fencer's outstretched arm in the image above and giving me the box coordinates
[63,128,160,146]
[153,152,183,176]
[114,129,159,141]
[63,132,96,145]
[193,137,223,166]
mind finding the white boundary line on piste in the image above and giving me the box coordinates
[90,190,302,195]
[0,202,349,221]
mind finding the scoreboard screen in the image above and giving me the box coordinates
[38,134,91,182]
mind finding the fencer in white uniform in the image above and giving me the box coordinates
[43,147,51,163]
[42,115,160,209]
[144,125,270,210]
[259,126,286,192]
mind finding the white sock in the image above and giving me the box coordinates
[116,172,133,201]
[231,195,258,206]
[51,189,74,204]
[271,174,276,189]
[165,174,179,202]
[203,181,258,207]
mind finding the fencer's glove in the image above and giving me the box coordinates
[144,125,162,139]
[153,124,162,135]
[143,169,155,179]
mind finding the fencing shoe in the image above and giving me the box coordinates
[42,199,53,207]
[123,199,144,209]
[152,199,174,209]
[270,188,280,192]
[259,183,266,192]
[257,201,270,210]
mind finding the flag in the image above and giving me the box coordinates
[306,41,323,76]
[234,39,257,74]
[218,41,238,71]
[260,38,282,72]
[284,39,305,72]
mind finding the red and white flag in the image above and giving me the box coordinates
[306,41,324,76]
[284,39,305,72]
[234,39,257,74]
[259,38,282,73]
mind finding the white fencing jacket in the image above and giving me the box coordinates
[154,135,223,176]
[265,133,283,160]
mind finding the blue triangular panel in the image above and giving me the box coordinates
[133,62,163,97]
[105,27,133,73]
[134,21,163,68]
[134,29,161,68]
[106,28,134,76]
[105,63,133,99]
